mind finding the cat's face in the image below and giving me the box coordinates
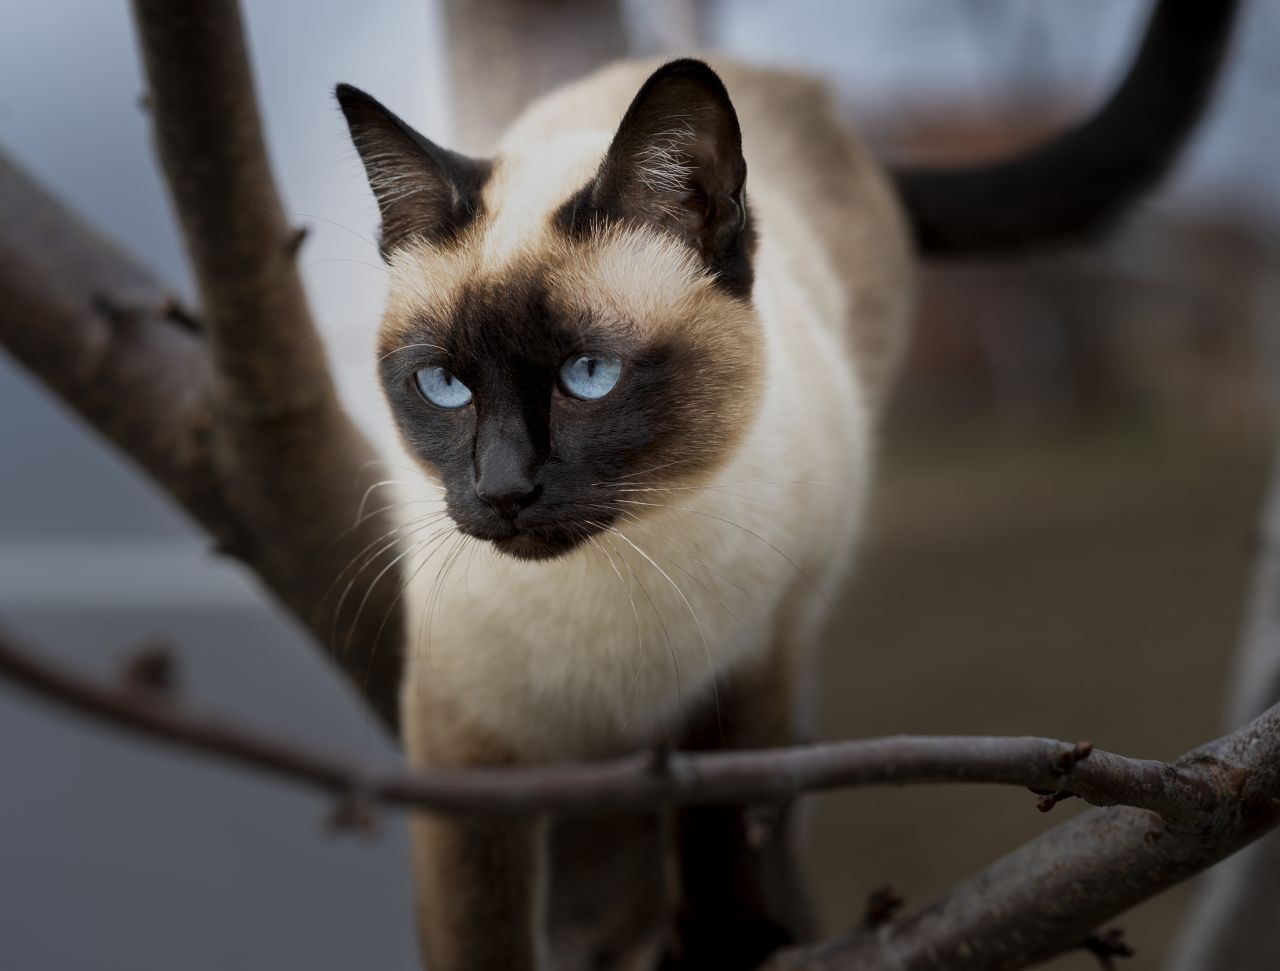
[340,61,763,560]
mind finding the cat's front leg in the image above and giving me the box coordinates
[661,637,814,971]
[405,690,550,971]
[410,810,546,971]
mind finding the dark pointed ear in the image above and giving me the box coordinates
[559,59,754,297]
[335,83,491,258]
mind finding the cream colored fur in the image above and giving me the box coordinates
[376,56,914,966]
[390,56,910,758]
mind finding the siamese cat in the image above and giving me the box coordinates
[336,2,1234,967]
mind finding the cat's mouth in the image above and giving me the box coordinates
[492,529,585,561]
[456,517,592,562]
[447,490,613,561]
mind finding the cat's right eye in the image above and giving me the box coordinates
[414,366,473,409]
[559,354,622,400]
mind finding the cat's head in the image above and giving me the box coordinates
[338,60,764,561]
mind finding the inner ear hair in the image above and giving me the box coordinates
[335,83,491,258]
[561,59,754,296]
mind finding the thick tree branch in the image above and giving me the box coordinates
[0,626,1249,827]
[0,151,219,527]
[0,134,401,728]
[1,2,406,728]
[130,0,326,417]
[61,0,406,727]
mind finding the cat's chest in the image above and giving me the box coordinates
[399,496,809,756]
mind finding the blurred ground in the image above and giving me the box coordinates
[808,411,1271,969]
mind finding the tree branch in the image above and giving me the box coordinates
[5,624,1280,971]
[0,151,219,527]
[0,626,1252,828]
[1166,431,1280,971]
[129,0,325,417]
[4,0,406,729]
[762,707,1280,971]
[441,0,627,153]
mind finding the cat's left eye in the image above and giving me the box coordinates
[559,354,622,400]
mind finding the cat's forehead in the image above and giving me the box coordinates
[381,165,722,352]
[479,133,606,263]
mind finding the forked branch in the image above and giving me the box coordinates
[763,708,1280,970]
[125,1,408,731]
[1166,435,1280,971]
[0,0,408,729]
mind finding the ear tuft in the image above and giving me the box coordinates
[560,59,753,297]
[335,84,491,258]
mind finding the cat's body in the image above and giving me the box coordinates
[336,3,1236,965]
[345,59,911,967]
[396,58,909,766]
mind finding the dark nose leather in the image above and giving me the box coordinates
[475,424,539,520]
[475,478,537,519]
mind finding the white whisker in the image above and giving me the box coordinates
[368,525,461,674]
[604,531,682,710]
[612,512,761,655]
[329,512,450,642]
[592,457,695,486]
[611,528,719,732]
[378,341,451,363]
[582,523,647,729]
[614,498,830,609]
[342,521,456,657]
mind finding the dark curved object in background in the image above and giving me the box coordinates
[894,0,1243,257]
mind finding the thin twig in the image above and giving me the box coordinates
[0,626,1229,823]
[1080,927,1135,970]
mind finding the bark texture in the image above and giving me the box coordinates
[0,1,407,730]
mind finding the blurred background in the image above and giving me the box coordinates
[1,1,1277,969]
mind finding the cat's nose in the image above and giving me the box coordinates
[474,416,539,519]
[475,479,537,519]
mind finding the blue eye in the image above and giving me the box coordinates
[414,366,472,409]
[559,354,622,400]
